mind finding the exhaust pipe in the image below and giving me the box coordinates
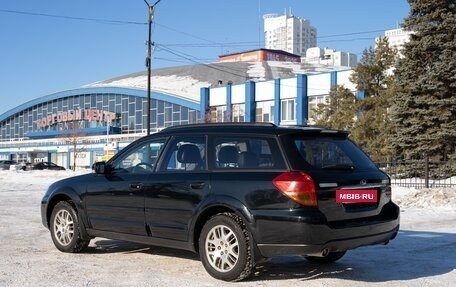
[321,248,330,257]
[307,248,330,257]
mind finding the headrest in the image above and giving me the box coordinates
[218,146,238,164]
[177,144,201,164]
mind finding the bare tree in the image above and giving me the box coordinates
[59,120,87,171]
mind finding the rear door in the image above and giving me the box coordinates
[209,134,288,209]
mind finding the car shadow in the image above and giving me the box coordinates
[88,239,199,261]
[250,229,456,282]
[86,229,455,283]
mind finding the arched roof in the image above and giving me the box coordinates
[0,86,199,122]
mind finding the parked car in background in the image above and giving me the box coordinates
[41,123,399,281]
[33,162,65,170]
[0,160,17,170]
[18,162,33,171]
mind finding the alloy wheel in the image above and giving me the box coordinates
[204,224,239,272]
[52,209,74,246]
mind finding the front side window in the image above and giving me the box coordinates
[112,137,167,173]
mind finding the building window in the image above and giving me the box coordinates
[211,106,227,123]
[128,116,136,132]
[255,101,274,123]
[281,99,296,121]
[308,95,326,121]
[232,104,245,122]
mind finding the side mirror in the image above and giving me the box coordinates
[92,161,109,174]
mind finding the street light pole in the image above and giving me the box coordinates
[144,0,161,135]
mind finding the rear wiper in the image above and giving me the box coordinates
[321,164,355,170]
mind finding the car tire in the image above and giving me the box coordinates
[305,250,346,264]
[49,201,90,253]
[199,213,254,281]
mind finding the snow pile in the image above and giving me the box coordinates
[247,62,267,80]
[393,187,456,209]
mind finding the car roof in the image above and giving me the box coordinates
[156,123,349,137]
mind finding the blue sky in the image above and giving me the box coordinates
[0,0,409,115]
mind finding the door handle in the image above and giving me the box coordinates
[190,182,205,189]
[130,183,142,190]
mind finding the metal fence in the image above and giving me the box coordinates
[376,159,456,188]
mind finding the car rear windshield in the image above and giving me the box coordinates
[291,135,377,171]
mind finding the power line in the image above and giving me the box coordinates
[0,8,146,25]
[0,8,387,41]
[1,7,377,85]
[153,57,203,64]
[0,7,387,58]
[154,22,223,46]
[318,30,385,38]
[156,44,248,78]
[155,44,338,92]
[157,37,376,49]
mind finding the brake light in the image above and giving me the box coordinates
[273,172,317,207]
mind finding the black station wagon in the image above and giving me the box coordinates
[41,123,400,281]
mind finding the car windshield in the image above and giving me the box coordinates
[293,136,377,171]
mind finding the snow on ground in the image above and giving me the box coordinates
[394,186,456,209]
[0,169,455,287]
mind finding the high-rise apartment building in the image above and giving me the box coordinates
[263,11,317,56]
[381,28,413,52]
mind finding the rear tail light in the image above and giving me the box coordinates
[273,171,317,207]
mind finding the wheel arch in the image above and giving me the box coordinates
[45,189,84,228]
[191,196,255,254]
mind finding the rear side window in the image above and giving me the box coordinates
[294,137,377,171]
[160,136,206,172]
[211,136,285,170]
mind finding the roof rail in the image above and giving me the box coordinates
[161,122,276,131]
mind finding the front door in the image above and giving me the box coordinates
[84,137,167,235]
[145,135,209,241]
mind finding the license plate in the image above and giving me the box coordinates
[336,189,377,204]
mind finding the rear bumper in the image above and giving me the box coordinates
[257,224,399,257]
[251,202,400,257]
